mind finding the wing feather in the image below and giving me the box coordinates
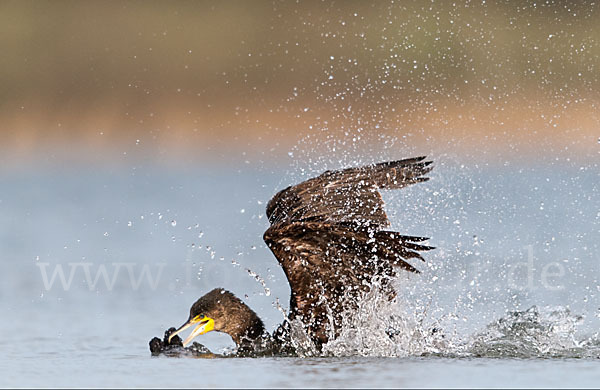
[262,157,434,346]
[266,156,432,228]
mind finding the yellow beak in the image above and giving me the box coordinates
[168,316,215,347]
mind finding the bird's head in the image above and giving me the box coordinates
[168,288,264,346]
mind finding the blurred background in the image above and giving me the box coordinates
[1,0,598,167]
[1,1,599,377]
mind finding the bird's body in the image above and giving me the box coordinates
[159,157,434,356]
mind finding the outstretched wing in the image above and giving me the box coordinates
[263,157,433,345]
[266,156,432,230]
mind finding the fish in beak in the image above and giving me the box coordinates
[168,315,215,346]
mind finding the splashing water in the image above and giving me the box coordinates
[467,306,600,359]
[316,290,600,359]
[240,244,600,359]
[246,268,271,297]
[320,283,456,358]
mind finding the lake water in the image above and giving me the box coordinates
[1,156,599,387]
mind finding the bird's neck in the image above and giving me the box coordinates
[233,314,266,346]
[225,303,266,347]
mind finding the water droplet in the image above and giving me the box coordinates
[171,220,177,227]
[127,221,133,227]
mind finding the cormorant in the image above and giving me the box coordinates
[156,157,434,355]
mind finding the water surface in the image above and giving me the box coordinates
[1,159,599,387]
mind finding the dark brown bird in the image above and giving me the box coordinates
[168,157,434,353]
